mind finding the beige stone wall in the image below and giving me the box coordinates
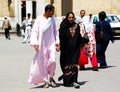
[44,0,62,16]
[54,0,62,16]
[1,0,120,17]
[111,0,120,14]
[0,0,14,17]
[73,0,111,16]
[53,0,120,16]
[0,0,9,17]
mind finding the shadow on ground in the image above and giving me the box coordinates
[30,81,88,89]
[114,36,120,40]
[79,65,116,71]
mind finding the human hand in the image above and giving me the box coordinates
[69,28,75,37]
[111,40,115,43]
[56,43,60,52]
[34,44,39,52]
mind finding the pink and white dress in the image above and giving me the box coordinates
[28,15,59,85]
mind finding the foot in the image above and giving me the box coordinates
[8,37,10,40]
[93,67,99,71]
[79,67,86,70]
[22,41,26,43]
[43,82,49,88]
[99,65,107,69]
[73,82,80,89]
[50,78,57,87]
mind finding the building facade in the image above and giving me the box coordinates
[0,0,120,28]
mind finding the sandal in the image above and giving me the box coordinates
[73,82,80,89]
[50,78,57,87]
[43,82,49,88]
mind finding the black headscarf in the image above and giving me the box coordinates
[60,12,76,30]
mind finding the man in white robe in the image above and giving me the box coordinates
[23,13,32,43]
[28,4,60,88]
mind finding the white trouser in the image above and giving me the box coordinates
[23,27,31,42]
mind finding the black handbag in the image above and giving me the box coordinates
[8,25,11,30]
[8,21,11,30]
[82,28,89,43]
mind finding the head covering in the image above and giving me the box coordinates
[60,12,76,30]
[4,16,8,19]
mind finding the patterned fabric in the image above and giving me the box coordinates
[79,23,96,58]
[58,64,78,81]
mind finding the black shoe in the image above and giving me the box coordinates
[93,67,99,71]
[99,65,107,69]
[73,82,80,89]
[79,67,86,71]
[50,78,57,87]
[22,41,26,43]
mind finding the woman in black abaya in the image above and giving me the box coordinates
[58,12,85,88]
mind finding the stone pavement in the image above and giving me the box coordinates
[0,35,120,92]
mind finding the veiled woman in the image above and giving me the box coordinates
[59,12,86,88]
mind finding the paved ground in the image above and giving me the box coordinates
[0,35,120,92]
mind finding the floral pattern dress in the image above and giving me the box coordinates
[79,23,96,58]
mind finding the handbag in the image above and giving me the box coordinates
[96,22,104,42]
[82,25,89,42]
[83,32,89,42]
[78,47,88,66]
[8,25,11,30]
[8,21,11,30]
[81,31,89,44]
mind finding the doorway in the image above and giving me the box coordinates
[61,0,73,16]
[21,1,26,21]
[32,1,36,19]
[21,1,36,21]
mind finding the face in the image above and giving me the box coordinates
[80,11,85,18]
[68,13,75,23]
[51,9,54,16]
[47,9,54,17]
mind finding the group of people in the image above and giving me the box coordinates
[2,13,32,42]
[28,4,114,89]
[75,10,99,71]
[21,13,32,43]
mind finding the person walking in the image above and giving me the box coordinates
[76,10,98,71]
[21,17,26,38]
[79,21,98,71]
[22,13,32,43]
[58,12,87,88]
[75,9,87,25]
[95,11,115,68]
[2,16,11,40]
[28,4,60,88]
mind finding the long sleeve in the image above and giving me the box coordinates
[2,21,5,29]
[30,18,40,47]
[53,17,60,44]
[108,22,114,40]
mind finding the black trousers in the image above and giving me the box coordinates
[96,40,109,67]
[5,28,10,39]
